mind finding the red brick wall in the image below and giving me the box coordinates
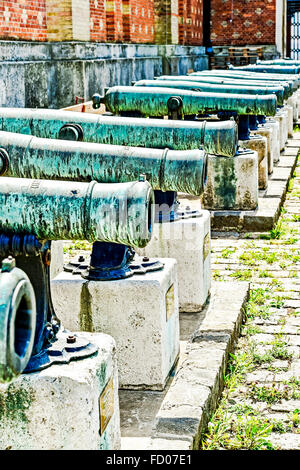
[106,0,123,42]
[0,0,205,45]
[123,0,154,43]
[90,0,106,42]
[0,0,47,41]
[179,0,203,45]
[210,0,276,46]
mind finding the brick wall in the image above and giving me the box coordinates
[0,0,280,47]
[106,0,123,42]
[154,0,179,44]
[123,0,154,43]
[90,0,106,42]
[210,0,277,46]
[179,0,203,45]
[0,0,47,41]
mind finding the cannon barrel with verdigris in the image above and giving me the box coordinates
[95,85,277,140]
[227,64,300,75]
[134,79,285,106]
[190,69,300,91]
[0,176,154,383]
[0,127,207,227]
[0,107,238,157]
[155,74,294,98]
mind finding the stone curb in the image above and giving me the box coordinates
[148,281,250,450]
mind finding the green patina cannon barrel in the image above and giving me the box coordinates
[156,74,293,97]
[188,71,297,94]
[0,107,238,157]
[191,70,300,90]
[0,258,36,382]
[0,131,207,194]
[228,65,300,75]
[100,85,277,117]
[135,79,285,106]
[257,60,300,67]
[0,176,154,248]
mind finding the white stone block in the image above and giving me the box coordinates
[284,104,294,138]
[287,94,299,122]
[137,212,211,313]
[50,240,64,280]
[264,118,280,163]
[274,109,288,150]
[51,259,180,390]
[203,151,258,211]
[238,135,268,190]
[0,332,121,450]
[251,125,274,174]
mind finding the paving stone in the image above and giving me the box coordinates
[271,167,294,181]
[245,369,300,384]
[277,157,298,168]
[268,433,300,450]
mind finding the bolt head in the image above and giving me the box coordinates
[67,335,76,344]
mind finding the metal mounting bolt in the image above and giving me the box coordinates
[67,335,76,344]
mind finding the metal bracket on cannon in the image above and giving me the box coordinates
[0,233,98,378]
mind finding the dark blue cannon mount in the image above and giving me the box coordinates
[0,233,98,376]
[64,241,164,279]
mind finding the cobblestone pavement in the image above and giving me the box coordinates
[201,155,300,450]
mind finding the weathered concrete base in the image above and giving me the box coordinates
[202,150,258,211]
[120,281,249,450]
[0,332,121,450]
[264,118,280,164]
[51,259,180,390]
[50,240,64,280]
[287,95,299,122]
[274,109,288,151]
[137,213,211,313]
[181,133,298,232]
[251,125,274,174]
[285,104,294,138]
[238,135,268,190]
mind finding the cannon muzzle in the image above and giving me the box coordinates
[0,177,154,249]
[0,257,36,383]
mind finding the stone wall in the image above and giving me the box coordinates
[0,41,208,109]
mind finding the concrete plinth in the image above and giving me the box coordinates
[0,332,121,450]
[50,240,64,280]
[51,259,180,391]
[202,151,258,211]
[264,118,280,164]
[274,109,288,150]
[284,104,294,138]
[137,213,211,313]
[287,95,299,122]
[251,125,274,174]
[238,135,268,190]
